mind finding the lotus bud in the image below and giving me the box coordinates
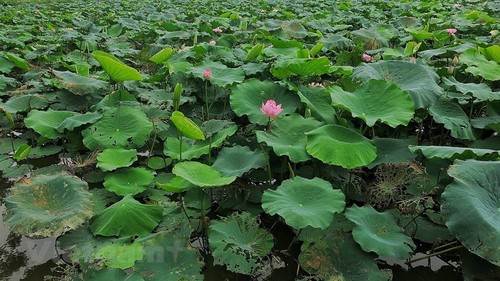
[173,83,183,111]
[452,55,459,66]
[447,66,454,74]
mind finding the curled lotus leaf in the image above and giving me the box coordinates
[4,172,93,237]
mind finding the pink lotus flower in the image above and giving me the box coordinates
[446,28,457,36]
[209,40,216,45]
[213,27,223,33]
[361,53,372,62]
[260,99,283,118]
[203,69,212,80]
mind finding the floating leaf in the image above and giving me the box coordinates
[256,114,322,163]
[24,109,76,139]
[94,243,144,269]
[262,177,345,229]
[329,80,414,127]
[53,70,108,95]
[4,172,93,237]
[353,60,443,109]
[209,212,274,274]
[92,50,142,82]
[97,147,138,171]
[104,167,154,196]
[90,195,163,237]
[134,233,203,281]
[345,205,415,259]
[186,61,244,87]
[172,161,236,187]
[82,106,153,150]
[230,79,301,125]
[306,125,377,168]
[170,111,205,140]
[429,99,475,140]
[409,146,499,160]
[442,160,500,266]
[212,146,266,177]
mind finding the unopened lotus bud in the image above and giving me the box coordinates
[452,55,459,66]
[447,66,454,74]
[173,83,182,111]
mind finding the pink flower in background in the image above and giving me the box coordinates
[361,53,372,62]
[409,57,417,63]
[209,40,216,45]
[260,99,283,118]
[446,28,457,36]
[213,27,223,33]
[203,69,212,80]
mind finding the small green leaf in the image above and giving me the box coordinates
[170,111,205,140]
[92,50,142,82]
[245,43,264,61]
[13,144,31,161]
[212,146,266,177]
[150,47,175,64]
[104,167,154,196]
[97,147,138,171]
[94,243,144,269]
[173,161,236,187]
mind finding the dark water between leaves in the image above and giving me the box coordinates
[1,175,461,281]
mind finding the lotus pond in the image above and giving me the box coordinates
[0,0,499,280]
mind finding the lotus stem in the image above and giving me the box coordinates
[179,135,183,161]
[205,80,209,121]
[430,240,459,252]
[287,159,295,179]
[406,245,463,264]
[287,229,302,251]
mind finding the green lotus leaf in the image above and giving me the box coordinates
[94,242,144,269]
[92,50,142,82]
[13,144,31,161]
[483,45,500,63]
[345,205,415,259]
[262,176,345,229]
[352,60,443,109]
[471,116,500,132]
[212,145,266,177]
[230,79,301,125]
[462,250,500,281]
[245,43,264,61]
[4,172,93,237]
[4,51,29,70]
[134,233,203,281]
[24,109,77,139]
[186,60,244,87]
[164,124,237,160]
[306,124,377,168]
[299,230,392,281]
[157,176,193,193]
[56,112,102,132]
[172,161,236,187]
[256,114,322,163]
[0,94,48,114]
[282,20,308,38]
[70,266,134,281]
[149,47,175,64]
[297,86,336,124]
[53,70,109,95]
[368,138,416,168]
[271,57,331,79]
[442,160,500,265]
[429,99,475,140]
[329,80,414,127]
[409,146,499,160]
[442,77,498,102]
[460,48,500,81]
[97,147,138,171]
[90,195,163,237]
[104,167,154,196]
[398,215,453,244]
[82,106,153,150]
[170,111,205,140]
[209,212,274,274]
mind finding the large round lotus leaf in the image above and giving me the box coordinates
[172,161,236,187]
[211,145,266,177]
[170,111,205,140]
[56,112,103,132]
[230,79,301,125]
[94,242,144,269]
[270,57,331,79]
[97,147,138,171]
[329,80,414,127]
[345,205,415,259]
[442,160,500,265]
[409,146,498,160]
[460,48,500,81]
[4,172,93,237]
[209,212,274,274]
[256,114,323,163]
[262,177,345,229]
[299,230,392,281]
[186,60,244,87]
[306,124,377,168]
[92,50,142,82]
[352,60,443,109]
[53,70,108,95]
[134,233,203,281]
[429,99,475,140]
[24,109,77,139]
[104,167,154,196]
[90,195,163,237]
[82,106,153,150]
